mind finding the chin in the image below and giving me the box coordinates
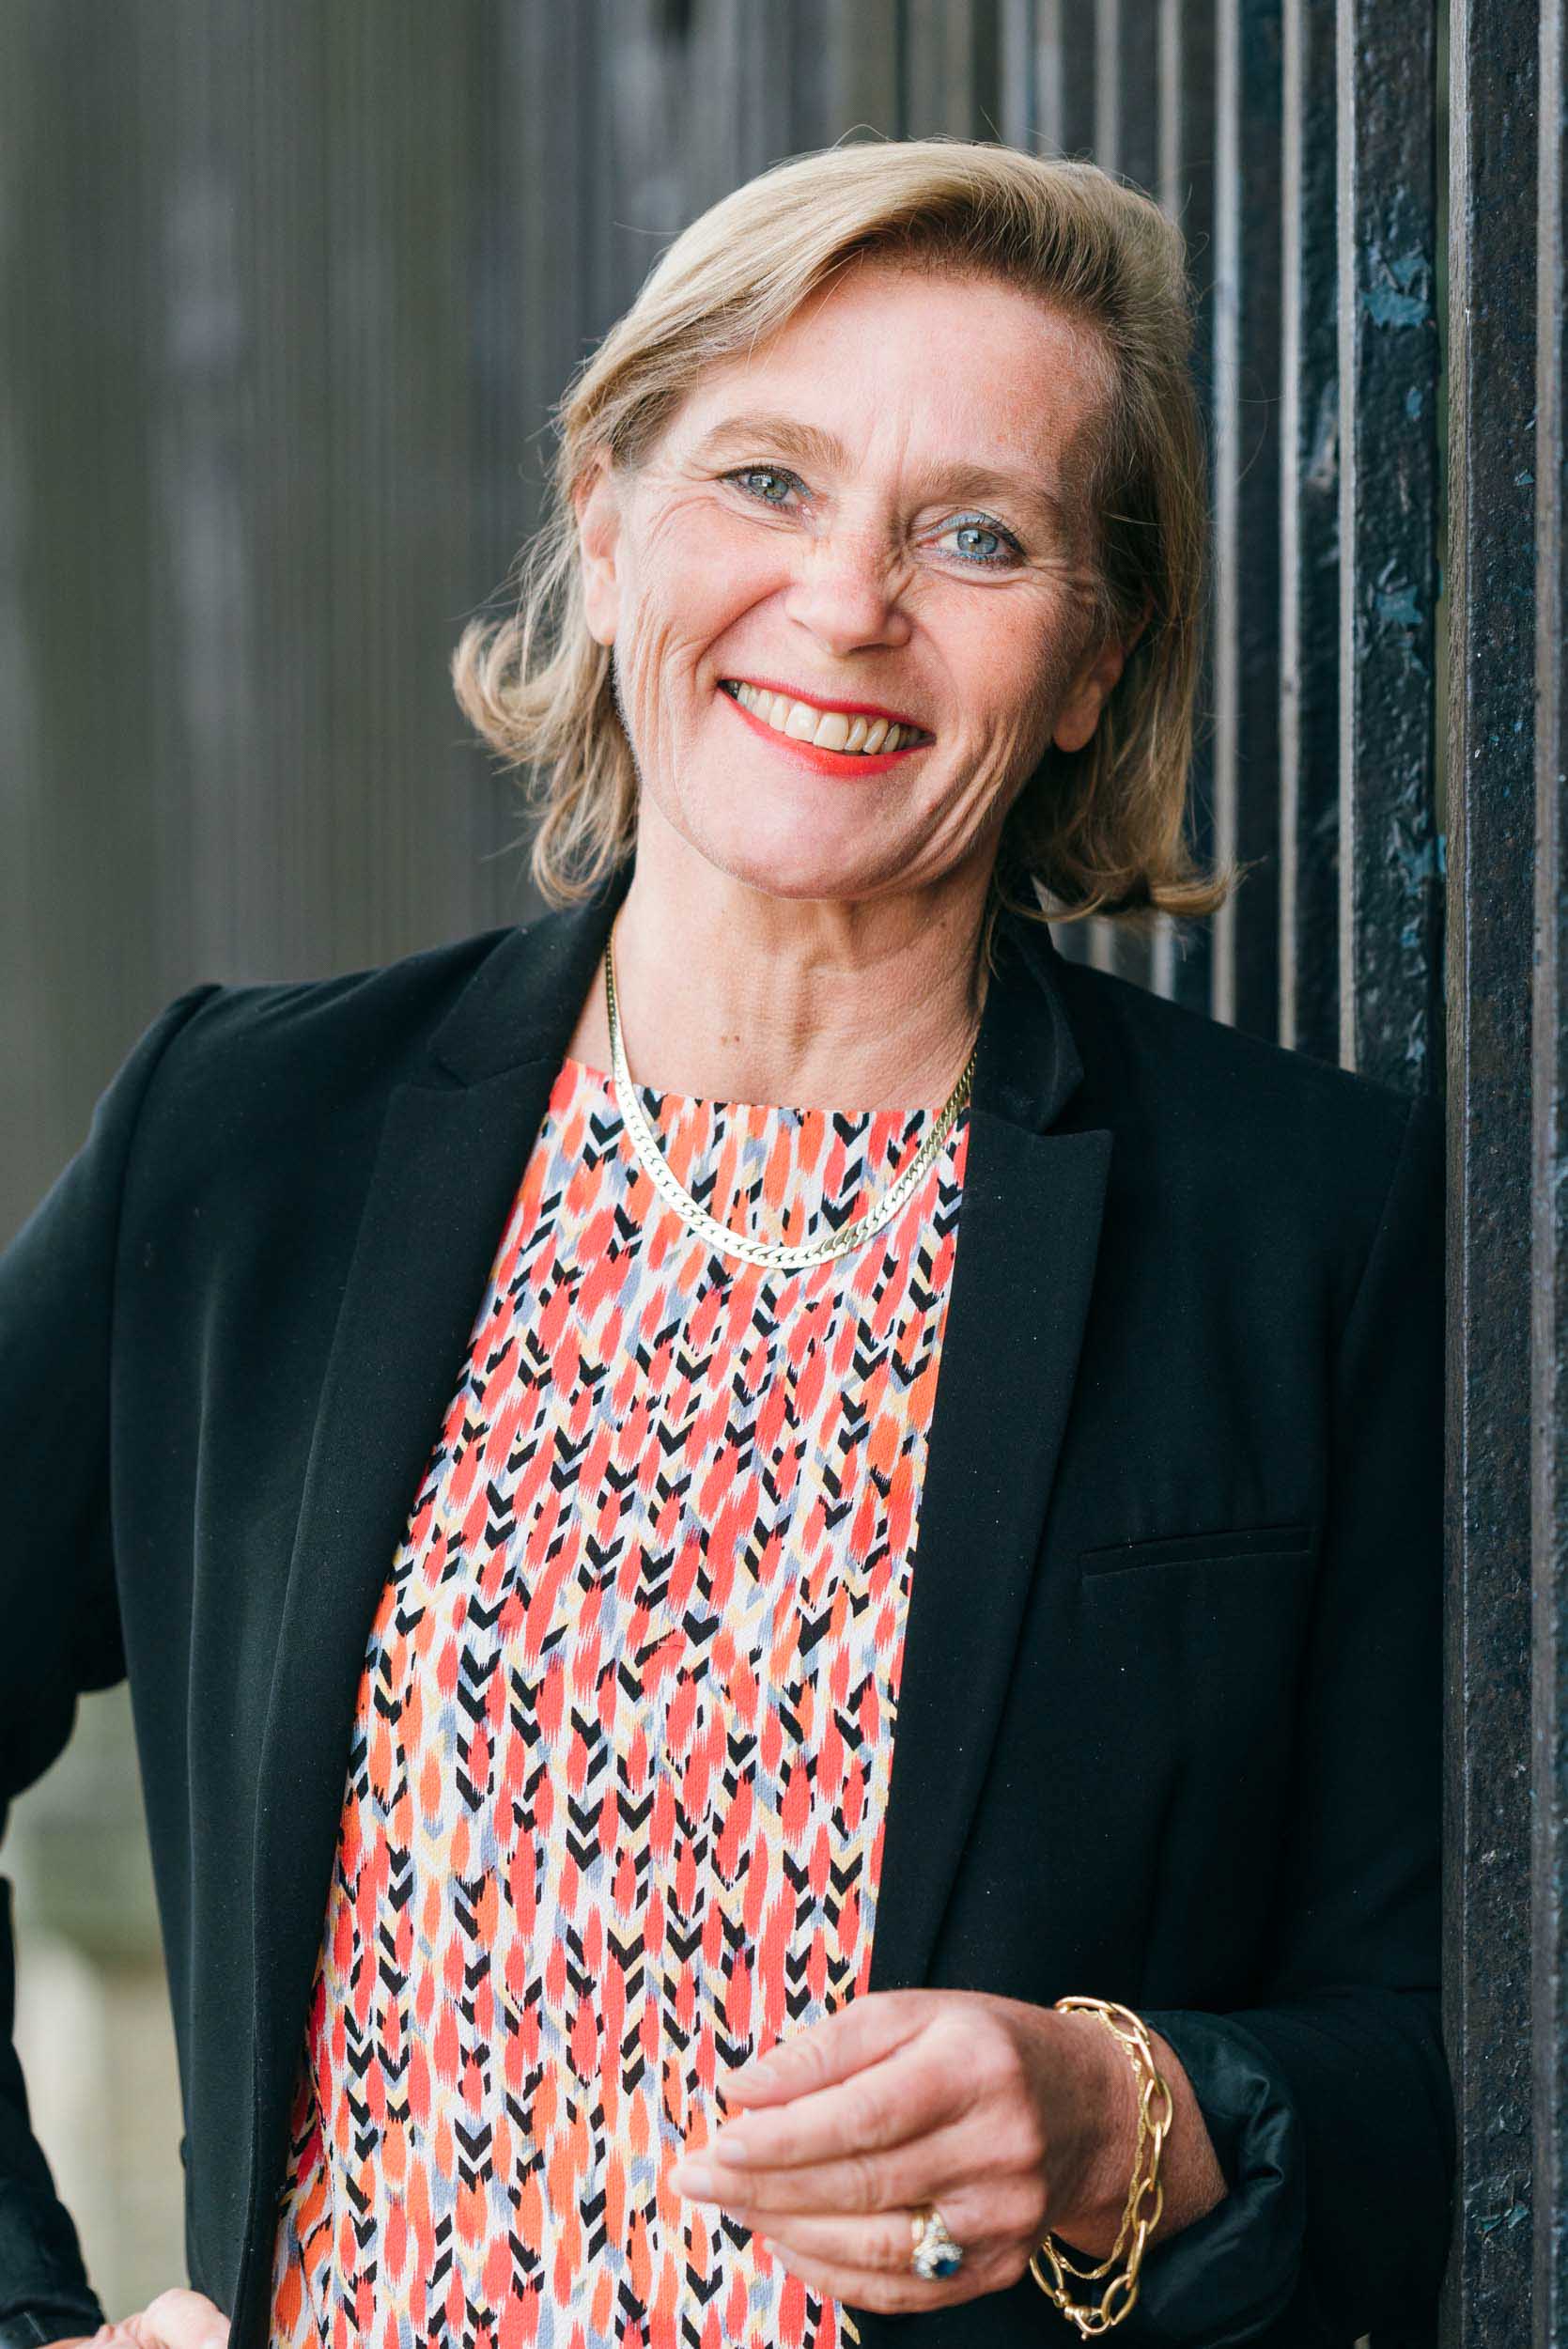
[695,817,903,906]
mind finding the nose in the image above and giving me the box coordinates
[780,527,914,656]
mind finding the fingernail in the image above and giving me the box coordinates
[707,2124,755,2164]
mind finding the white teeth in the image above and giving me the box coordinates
[727,679,922,754]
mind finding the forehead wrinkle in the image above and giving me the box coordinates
[684,410,1071,530]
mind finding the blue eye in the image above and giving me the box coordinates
[727,465,801,507]
[722,469,1023,568]
[940,514,1024,568]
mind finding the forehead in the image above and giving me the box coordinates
[660,258,1113,497]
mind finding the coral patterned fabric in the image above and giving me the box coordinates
[268,1052,970,2349]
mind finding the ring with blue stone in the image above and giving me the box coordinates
[908,2203,966,2279]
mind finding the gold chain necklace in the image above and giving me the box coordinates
[603,926,978,1276]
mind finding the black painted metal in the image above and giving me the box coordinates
[1155,0,1219,1016]
[1336,0,1441,1088]
[1538,12,1568,2342]
[1446,0,1540,2339]
[1094,0,1162,995]
[1000,0,1039,149]
[902,0,1003,141]
[1036,0,1097,971]
[1211,0,1284,1039]
[1037,0,1096,158]
[1097,0,1160,196]
[1279,0,1339,1062]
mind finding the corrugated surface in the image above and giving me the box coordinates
[1449,0,1539,2339]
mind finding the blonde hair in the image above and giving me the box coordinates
[452,135,1234,941]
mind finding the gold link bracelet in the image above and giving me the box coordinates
[1028,1998,1174,2339]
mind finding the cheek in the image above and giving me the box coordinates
[629,505,779,660]
[955,604,1074,732]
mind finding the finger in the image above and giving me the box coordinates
[741,2182,1037,2283]
[701,2036,962,2175]
[759,2233,985,2319]
[721,1990,939,2113]
[674,2113,1011,2222]
[136,2291,230,2348]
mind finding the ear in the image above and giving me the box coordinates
[1051,603,1151,755]
[573,450,624,649]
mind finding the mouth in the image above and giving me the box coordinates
[717,677,934,764]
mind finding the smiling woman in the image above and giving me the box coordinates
[453,142,1226,988]
[1,136,1448,2349]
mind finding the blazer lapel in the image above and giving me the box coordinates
[866,910,1111,1997]
[234,872,629,2347]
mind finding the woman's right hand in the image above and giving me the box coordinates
[48,2290,230,2346]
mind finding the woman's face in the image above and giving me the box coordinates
[575,257,1130,908]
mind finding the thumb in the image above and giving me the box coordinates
[119,2292,230,2347]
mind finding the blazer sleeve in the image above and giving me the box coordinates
[0,984,218,2337]
[1127,1087,1453,2347]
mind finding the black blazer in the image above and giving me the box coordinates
[0,866,1452,2349]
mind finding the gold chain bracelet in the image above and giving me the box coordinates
[1028,1998,1173,2340]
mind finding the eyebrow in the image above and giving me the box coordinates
[685,411,1069,528]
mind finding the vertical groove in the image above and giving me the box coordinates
[1537,6,1568,2340]
[1445,0,1538,2338]
[1278,0,1339,1060]
[1336,0,1440,1085]
[1154,0,1218,1015]
[1211,0,1283,1037]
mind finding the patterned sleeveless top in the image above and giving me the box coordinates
[268,1052,970,2349]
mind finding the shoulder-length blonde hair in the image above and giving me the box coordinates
[452,135,1233,941]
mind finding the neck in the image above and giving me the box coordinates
[567,822,994,1113]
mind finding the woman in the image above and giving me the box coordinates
[0,139,1450,2349]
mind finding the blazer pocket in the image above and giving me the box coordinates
[1079,1521,1314,1579]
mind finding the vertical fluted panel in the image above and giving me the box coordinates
[901,0,1003,140]
[1152,0,1218,1015]
[1446,0,1541,2341]
[1278,0,1339,1061]
[1210,0,1283,1039]
[1536,12,1568,2341]
[0,5,180,1223]
[1034,0,1097,971]
[1037,0,1096,158]
[1091,0,1161,992]
[1335,0,1440,1088]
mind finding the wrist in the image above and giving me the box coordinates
[1048,2008,1143,2258]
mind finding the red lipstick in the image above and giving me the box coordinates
[724,676,932,733]
[716,679,932,777]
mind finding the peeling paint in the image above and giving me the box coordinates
[1392,834,1440,888]
[1360,243,1433,329]
[1362,283,1430,328]
[1374,583,1423,628]
[1406,385,1424,418]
